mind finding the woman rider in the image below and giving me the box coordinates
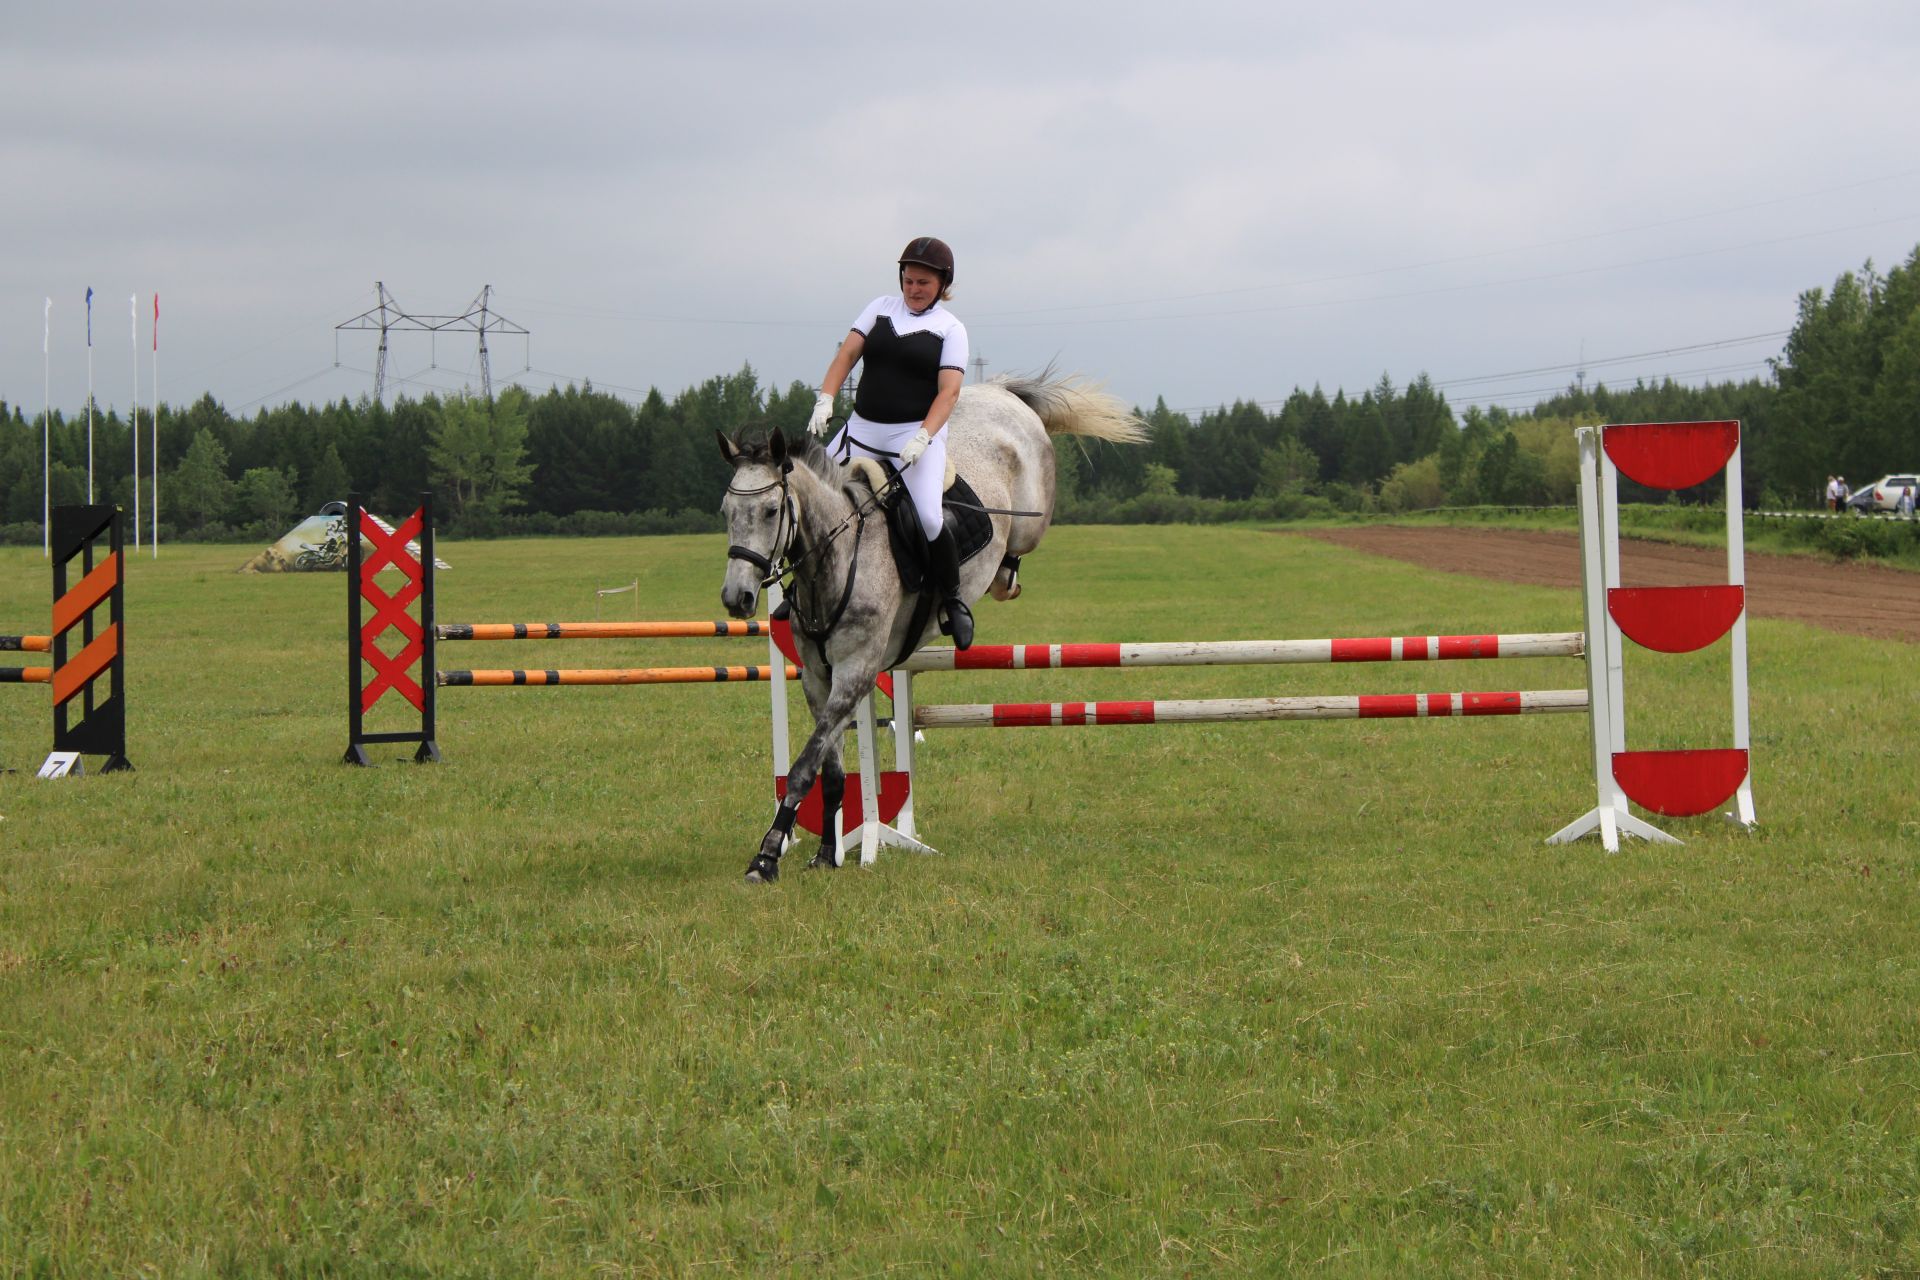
[806,236,975,649]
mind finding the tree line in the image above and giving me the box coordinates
[1,244,1914,544]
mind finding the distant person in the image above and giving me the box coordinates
[1826,474,1841,512]
[806,236,975,648]
[1900,484,1915,519]
[1838,476,1851,513]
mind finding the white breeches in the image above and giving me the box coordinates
[828,414,947,540]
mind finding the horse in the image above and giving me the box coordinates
[719,372,1147,883]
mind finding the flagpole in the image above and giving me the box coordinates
[86,286,95,503]
[42,298,51,557]
[151,293,160,557]
[131,294,141,549]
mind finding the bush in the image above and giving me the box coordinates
[1751,512,1920,561]
[175,521,241,544]
[442,508,724,540]
[1319,482,1375,514]
[1809,516,1919,561]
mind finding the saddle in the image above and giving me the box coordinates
[843,457,994,592]
[844,458,996,667]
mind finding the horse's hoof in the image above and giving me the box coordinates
[745,853,780,884]
[806,847,839,870]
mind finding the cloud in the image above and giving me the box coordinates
[4,1,1919,419]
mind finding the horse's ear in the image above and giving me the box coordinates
[768,428,789,466]
[717,430,741,466]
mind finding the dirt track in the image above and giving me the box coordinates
[1292,527,1920,644]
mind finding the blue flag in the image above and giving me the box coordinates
[86,286,94,347]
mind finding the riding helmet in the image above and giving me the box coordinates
[898,237,955,290]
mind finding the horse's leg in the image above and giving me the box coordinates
[807,750,846,870]
[798,663,845,869]
[746,665,879,883]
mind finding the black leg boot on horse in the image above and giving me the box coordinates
[929,526,973,650]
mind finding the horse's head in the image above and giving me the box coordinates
[717,427,800,619]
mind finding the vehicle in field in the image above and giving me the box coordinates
[1845,474,1919,513]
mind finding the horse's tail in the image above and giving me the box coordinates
[993,370,1149,445]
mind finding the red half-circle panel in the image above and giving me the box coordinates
[770,613,800,666]
[771,611,894,700]
[1613,748,1749,817]
[1603,421,1739,490]
[777,770,910,837]
[1607,585,1745,653]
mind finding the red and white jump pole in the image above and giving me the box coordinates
[899,633,1583,671]
[771,623,1597,867]
[914,689,1587,729]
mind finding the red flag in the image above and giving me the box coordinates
[152,294,159,351]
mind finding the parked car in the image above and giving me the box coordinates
[1846,474,1919,513]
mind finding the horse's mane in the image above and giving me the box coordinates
[731,426,851,489]
[789,433,845,483]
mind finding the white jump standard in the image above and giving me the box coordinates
[1547,420,1755,851]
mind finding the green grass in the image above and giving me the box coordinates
[1,526,1916,1277]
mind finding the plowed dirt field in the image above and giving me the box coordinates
[1292,526,1920,644]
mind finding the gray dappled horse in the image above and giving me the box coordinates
[719,373,1146,883]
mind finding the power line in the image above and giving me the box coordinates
[1170,331,1788,419]
[230,365,347,413]
[1426,332,1788,390]
[992,211,1920,331]
[968,166,1920,321]
[1456,365,1776,412]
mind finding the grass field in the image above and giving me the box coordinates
[1,525,1916,1277]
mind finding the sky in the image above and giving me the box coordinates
[7,0,1920,425]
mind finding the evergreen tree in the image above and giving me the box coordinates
[427,390,534,518]
[237,465,300,528]
[1255,437,1317,498]
[306,443,351,511]
[1766,265,1878,502]
[171,428,235,526]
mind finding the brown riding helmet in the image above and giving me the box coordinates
[898,236,955,290]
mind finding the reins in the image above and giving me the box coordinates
[835,426,1042,518]
[726,451,896,646]
[726,438,1038,656]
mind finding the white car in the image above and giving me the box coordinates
[1846,474,1919,513]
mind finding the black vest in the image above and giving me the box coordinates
[853,316,947,424]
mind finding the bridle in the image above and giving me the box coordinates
[723,451,895,646]
[724,464,798,588]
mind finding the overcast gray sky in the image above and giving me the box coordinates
[8,1,1920,423]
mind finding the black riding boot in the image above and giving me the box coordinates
[929,527,974,650]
